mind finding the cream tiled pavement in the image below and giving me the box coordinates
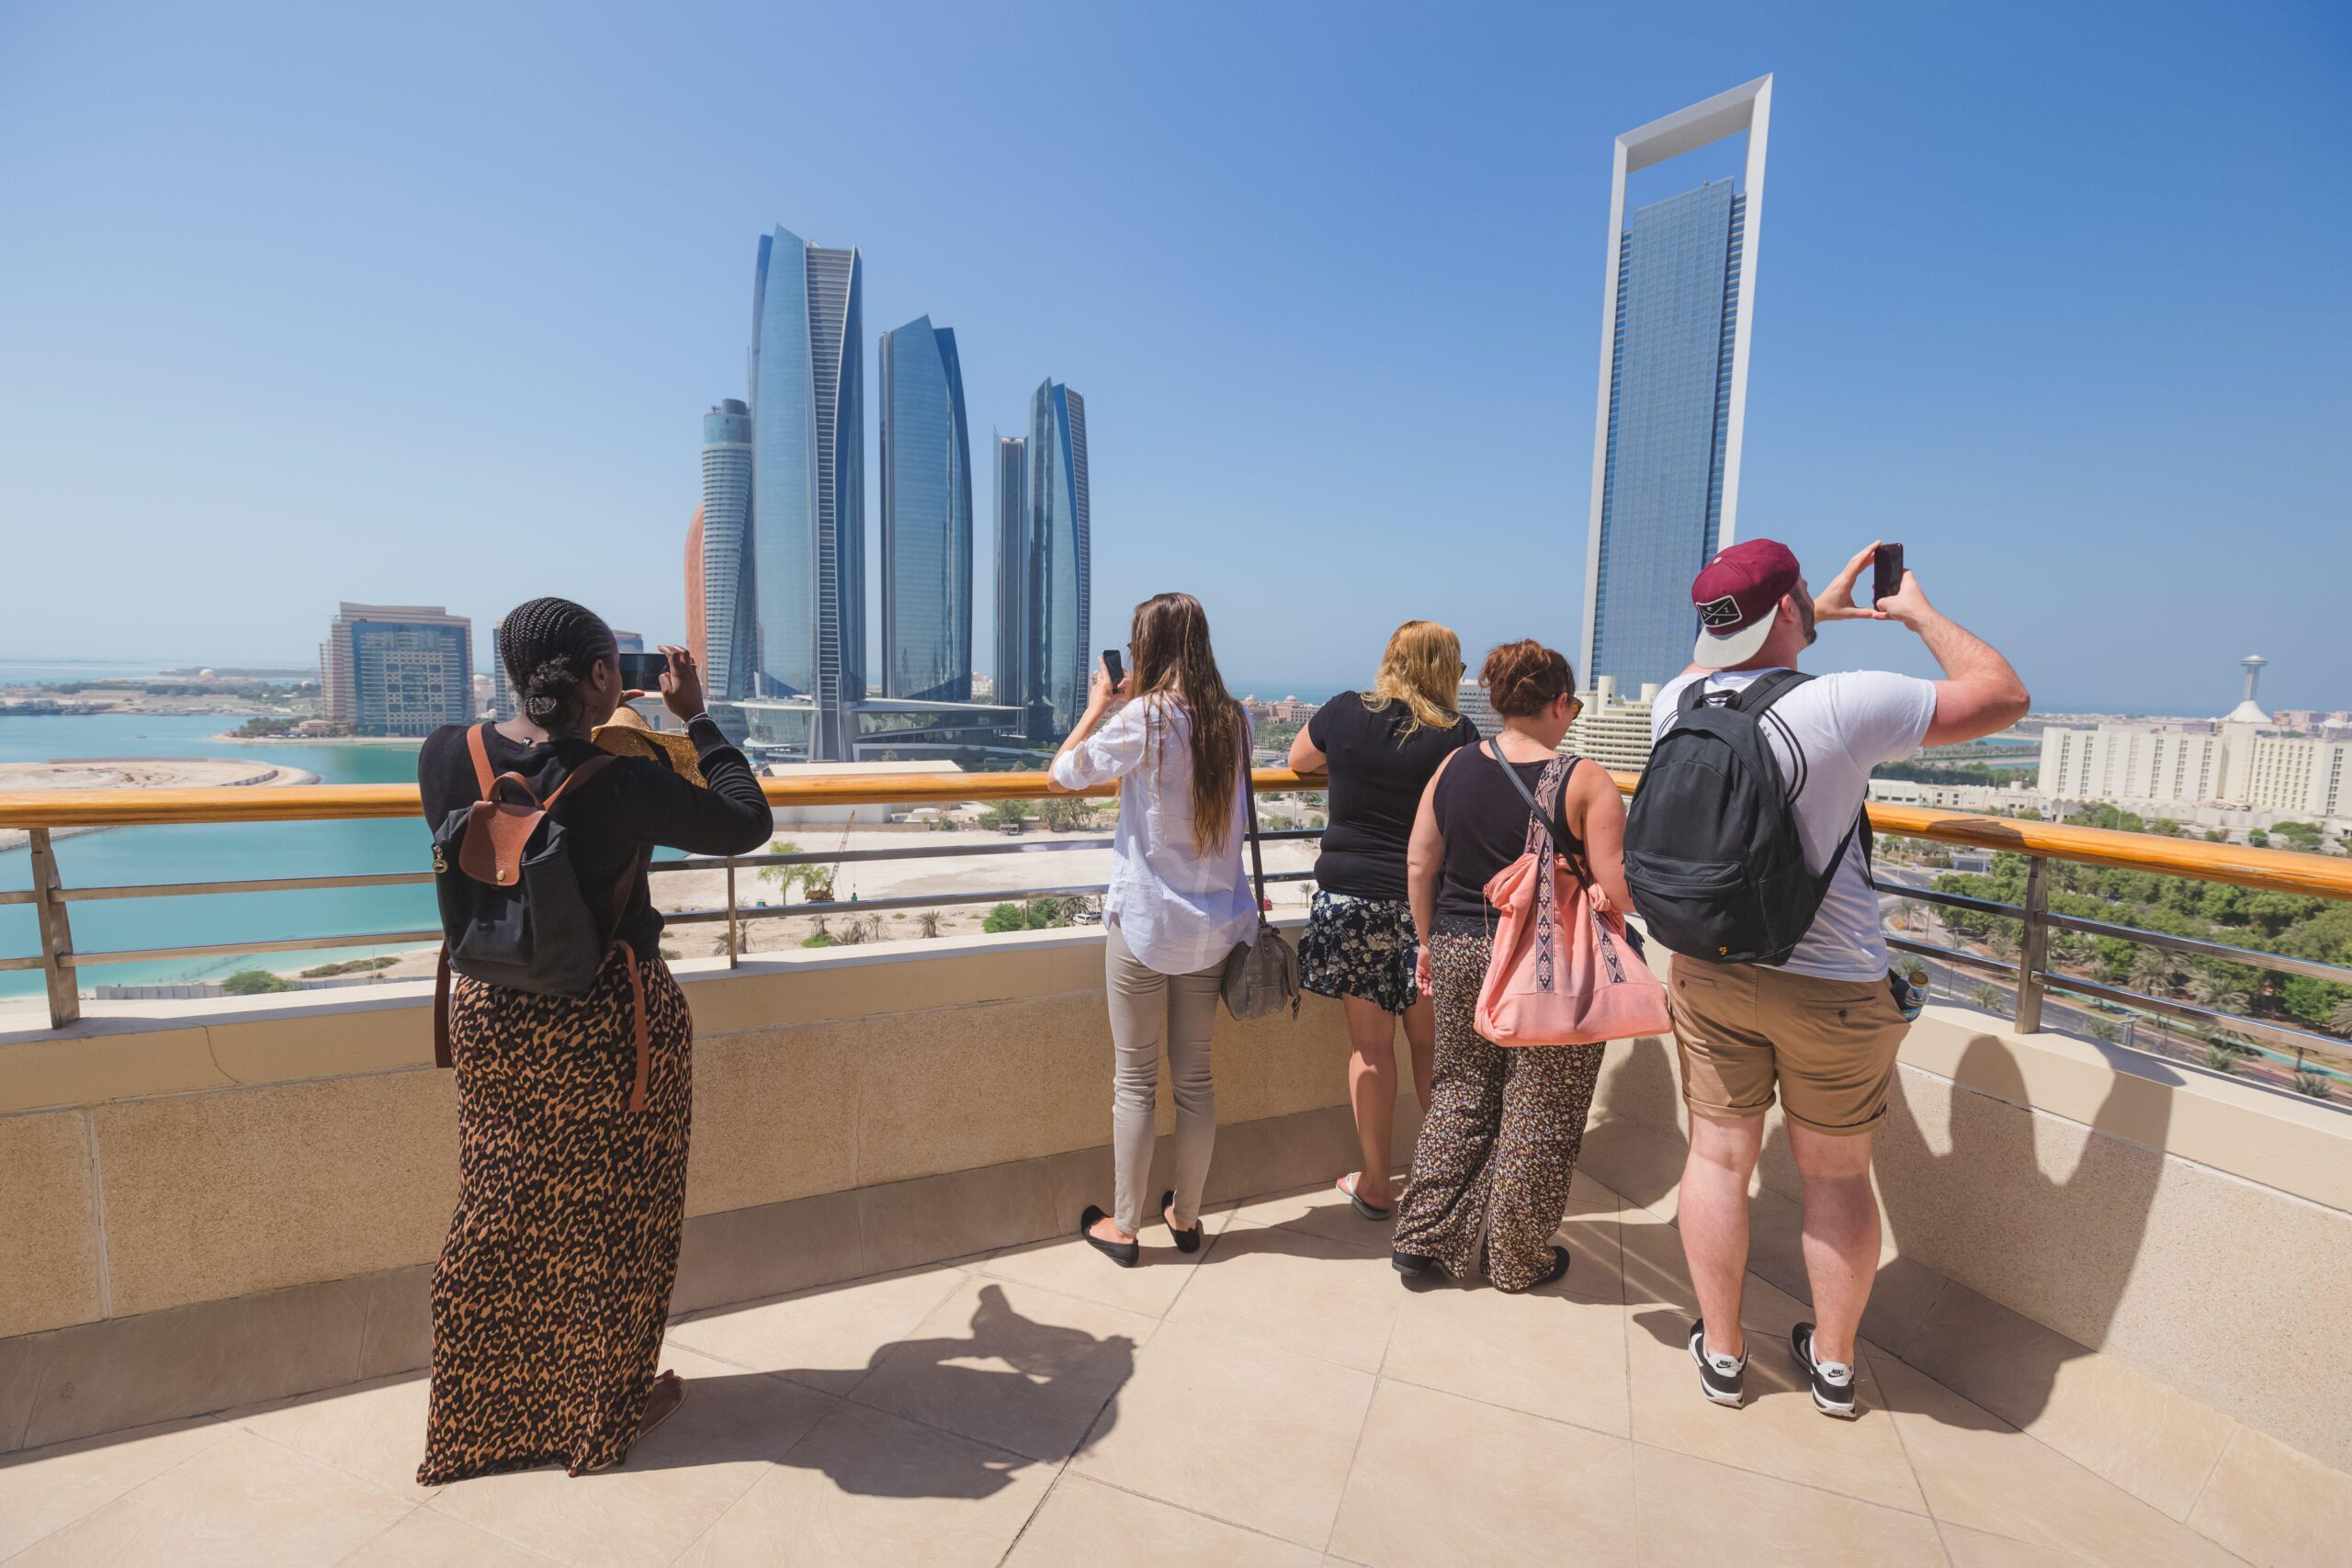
[0,1176,2290,1566]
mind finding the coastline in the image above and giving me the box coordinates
[0,759,320,852]
[209,732,424,747]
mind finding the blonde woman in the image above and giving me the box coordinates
[1288,622,1480,1218]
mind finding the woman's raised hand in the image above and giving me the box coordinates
[657,645,706,723]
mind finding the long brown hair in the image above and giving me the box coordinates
[1126,592,1245,853]
[1363,619,1464,739]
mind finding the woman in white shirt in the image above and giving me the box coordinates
[1049,592,1257,1266]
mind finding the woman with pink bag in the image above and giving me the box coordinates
[1389,640,1638,1292]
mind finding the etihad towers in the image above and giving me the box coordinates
[751,226,865,760]
[698,399,752,701]
[1580,76,1772,695]
[879,316,973,703]
[1026,379,1090,740]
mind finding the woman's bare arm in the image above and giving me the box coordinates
[1566,763,1635,914]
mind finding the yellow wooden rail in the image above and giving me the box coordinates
[5,767,2350,902]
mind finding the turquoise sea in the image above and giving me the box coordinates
[0,715,436,998]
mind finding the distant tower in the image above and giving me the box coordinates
[699,399,753,700]
[1026,379,1091,740]
[685,503,707,674]
[1579,76,1774,695]
[750,227,865,760]
[879,315,974,702]
[2241,655,2268,709]
[994,433,1028,720]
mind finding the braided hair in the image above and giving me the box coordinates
[498,597,615,732]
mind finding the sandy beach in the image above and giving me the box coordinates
[0,757,320,852]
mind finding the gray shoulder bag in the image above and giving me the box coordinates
[1220,760,1301,1020]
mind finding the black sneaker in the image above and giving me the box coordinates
[1790,1322,1859,1418]
[1687,1319,1746,1408]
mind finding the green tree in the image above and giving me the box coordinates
[982,901,1029,934]
[2201,1042,2241,1075]
[1040,795,1098,831]
[2086,1017,2118,1042]
[2187,970,2250,1018]
[2147,818,2187,838]
[222,968,290,995]
[1971,981,2004,1011]
[2293,1068,2335,1100]
[2247,829,2270,849]
[978,799,1029,833]
[915,909,943,938]
[2334,995,2352,1036]
[2202,829,2230,843]
[2127,947,2177,997]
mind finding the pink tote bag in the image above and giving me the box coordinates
[1472,749,1672,1048]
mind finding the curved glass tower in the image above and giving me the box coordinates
[879,316,973,703]
[993,434,1028,715]
[1027,380,1090,740]
[698,399,753,700]
[751,227,865,759]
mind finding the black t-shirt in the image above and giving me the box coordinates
[1430,743,1581,933]
[419,716,774,954]
[1306,692,1479,902]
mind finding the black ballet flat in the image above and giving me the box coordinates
[1392,1248,1439,1277]
[1079,1205,1140,1268]
[1499,1246,1572,1293]
[1162,1190,1204,1254]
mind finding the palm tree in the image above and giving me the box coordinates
[2201,1042,2242,1075]
[1971,981,2005,1012]
[2127,947,2177,998]
[915,909,943,938]
[2332,996,2352,1036]
[2086,1017,2118,1042]
[2188,971,2250,1019]
[1984,924,2020,963]
[2293,1068,2335,1100]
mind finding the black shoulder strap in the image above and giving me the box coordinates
[1239,753,1267,916]
[1724,668,1813,714]
[1487,743,1584,874]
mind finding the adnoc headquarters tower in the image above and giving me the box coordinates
[1580,77,1773,695]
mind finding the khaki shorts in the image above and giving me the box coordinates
[1668,954,1909,1136]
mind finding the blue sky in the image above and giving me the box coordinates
[2,1,2345,713]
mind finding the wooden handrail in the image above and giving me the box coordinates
[6,766,2349,902]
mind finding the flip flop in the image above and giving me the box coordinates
[1336,1173,1394,1221]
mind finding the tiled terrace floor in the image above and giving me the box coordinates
[0,1174,2262,1567]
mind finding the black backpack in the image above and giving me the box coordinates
[430,724,651,1105]
[1623,670,1868,965]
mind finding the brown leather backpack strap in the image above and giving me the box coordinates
[433,945,455,1070]
[614,939,650,1112]
[465,723,497,799]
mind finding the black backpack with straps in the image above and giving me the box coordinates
[1622,670,1868,965]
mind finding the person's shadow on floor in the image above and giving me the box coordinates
[1868,1033,2170,1428]
[612,1282,1136,1498]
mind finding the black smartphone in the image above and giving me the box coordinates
[616,650,670,690]
[1872,542,1905,607]
[1102,649,1125,691]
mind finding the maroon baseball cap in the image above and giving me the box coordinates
[1690,538,1801,669]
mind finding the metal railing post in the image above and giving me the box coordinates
[28,828,81,1028]
[725,856,741,968]
[2014,856,2049,1035]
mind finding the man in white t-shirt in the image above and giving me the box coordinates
[1650,538,2028,1418]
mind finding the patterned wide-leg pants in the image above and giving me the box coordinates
[418,950,693,1483]
[1391,931,1606,1292]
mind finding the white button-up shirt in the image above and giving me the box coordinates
[1049,694,1258,975]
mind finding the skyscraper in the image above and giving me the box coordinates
[322,604,473,737]
[993,433,1027,718]
[684,503,707,675]
[698,398,753,701]
[750,227,865,759]
[1580,77,1772,695]
[879,315,973,702]
[1026,379,1091,739]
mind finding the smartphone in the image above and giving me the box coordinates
[1102,649,1125,691]
[616,650,670,691]
[1872,542,1905,607]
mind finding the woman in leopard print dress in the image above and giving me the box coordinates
[415,601,771,1483]
[1392,640,1634,1292]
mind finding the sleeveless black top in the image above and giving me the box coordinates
[1429,743,1583,935]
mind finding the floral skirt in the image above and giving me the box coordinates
[1298,889,1419,1015]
